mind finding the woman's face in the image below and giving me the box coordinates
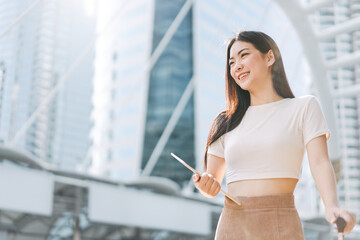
[229,41,273,91]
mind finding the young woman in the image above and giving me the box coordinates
[192,31,356,239]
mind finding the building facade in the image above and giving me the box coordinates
[0,0,95,171]
[309,0,360,220]
[91,0,154,180]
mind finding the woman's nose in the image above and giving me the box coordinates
[234,61,243,71]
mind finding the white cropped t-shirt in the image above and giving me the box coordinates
[207,95,331,184]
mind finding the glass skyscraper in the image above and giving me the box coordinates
[0,0,95,171]
[141,0,195,185]
[91,0,153,180]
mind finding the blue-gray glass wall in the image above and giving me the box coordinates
[142,0,194,186]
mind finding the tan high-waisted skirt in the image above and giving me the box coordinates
[215,193,305,240]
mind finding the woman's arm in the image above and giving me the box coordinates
[307,135,338,208]
[205,153,226,184]
[193,153,226,198]
[307,135,356,234]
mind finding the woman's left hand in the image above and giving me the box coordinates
[326,206,356,234]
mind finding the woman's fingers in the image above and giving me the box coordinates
[201,172,210,187]
[342,211,356,234]
[335,210,356,234]
[327,207,357,235]
[209,178,221,195]
[193,172,220,196]
[192,174,200,182]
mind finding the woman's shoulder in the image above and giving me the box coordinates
[293,94,317,101]
[283,95,320,114]
[290,94,319,106]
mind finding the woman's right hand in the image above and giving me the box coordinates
[192,172,221,197]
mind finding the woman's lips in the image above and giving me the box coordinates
[238,72,250,81]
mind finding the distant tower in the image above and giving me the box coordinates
[0,0,95,171]
[140,0,195,186]
[310,0,360,218]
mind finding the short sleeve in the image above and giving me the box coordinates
[207,135,225,158]
[303,96,331,145]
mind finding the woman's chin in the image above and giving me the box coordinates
[239,82,251,91]
[235,78,252,90]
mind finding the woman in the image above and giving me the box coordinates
[192,31,356,239]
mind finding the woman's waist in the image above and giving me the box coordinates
[227,178,298,197]
[224,193,296,210]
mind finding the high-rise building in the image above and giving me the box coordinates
[0,62,5,128]
[0,0,95,171]
[141,0,195,185]
[91,0,308,188]
[91,0,154,180]
[308,0,360,219]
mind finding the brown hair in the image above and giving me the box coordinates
[203,31,295,170]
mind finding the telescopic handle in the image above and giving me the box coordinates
[336,217,346,240]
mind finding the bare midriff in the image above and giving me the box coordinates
[227,178,299,197]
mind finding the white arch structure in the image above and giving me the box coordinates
[275,0,344,160]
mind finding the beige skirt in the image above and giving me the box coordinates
[215,193,305,240]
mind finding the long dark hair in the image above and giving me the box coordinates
[203,31,295,170]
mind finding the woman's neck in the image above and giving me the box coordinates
[249,91,283,107]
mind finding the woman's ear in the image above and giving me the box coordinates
[266,49,275,67]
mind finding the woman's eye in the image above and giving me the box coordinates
[241,53,248,58]
[229,62,234,66]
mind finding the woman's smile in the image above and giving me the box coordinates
[238,72,250,81]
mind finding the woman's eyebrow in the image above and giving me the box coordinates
[229,48,250,60]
